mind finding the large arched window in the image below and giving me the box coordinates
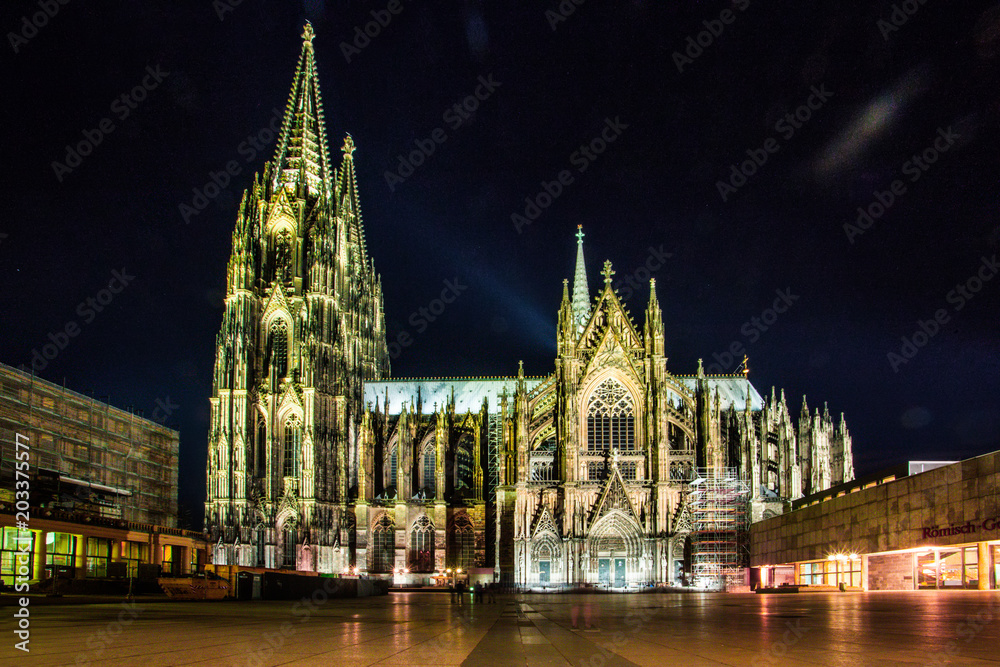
[283,416,302,477]
[371,514,395,573]
[420,445,436,496]
[409,516,434,572]
[454,442,473,492]
[269,320,289,379]
[586,378,635,451]
[449,515,475,569]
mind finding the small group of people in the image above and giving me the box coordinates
[450,580,498,604]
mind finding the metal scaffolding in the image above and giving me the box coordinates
[689,467,750,591]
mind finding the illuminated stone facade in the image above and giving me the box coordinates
[206,26,855,584]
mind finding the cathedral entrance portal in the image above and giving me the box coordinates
[587,511,641,587]
[539,561,550,584]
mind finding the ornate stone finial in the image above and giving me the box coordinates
[342,134,355,156]
[601,260,615,285]
[576,225,585,244]
[301,22,315,49]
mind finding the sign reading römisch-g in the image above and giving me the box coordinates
[922,517,1000,540]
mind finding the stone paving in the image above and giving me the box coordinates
[2,590,999,666]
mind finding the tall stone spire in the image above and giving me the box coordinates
[571,225,590,335]
[270,22,335,200]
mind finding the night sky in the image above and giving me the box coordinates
[3,1,999,525]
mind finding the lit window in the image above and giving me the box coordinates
[586,379,635,451]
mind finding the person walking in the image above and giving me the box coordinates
[456,579,466,606]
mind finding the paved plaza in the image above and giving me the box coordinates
[3,591,999,666]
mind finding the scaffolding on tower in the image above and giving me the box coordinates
[688,467,750,591]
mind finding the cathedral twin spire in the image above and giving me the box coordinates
[271,22,336,200]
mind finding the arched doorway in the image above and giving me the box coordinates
[586,511,642,587]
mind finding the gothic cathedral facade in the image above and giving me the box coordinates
[205,26,855,587]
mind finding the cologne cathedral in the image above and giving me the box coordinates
[205,26,855,587]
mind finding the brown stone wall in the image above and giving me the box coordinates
[751,450,1000,566]
[868,552,914,590]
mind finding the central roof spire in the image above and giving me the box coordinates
[270,21,335,200]
[571,225,591,335]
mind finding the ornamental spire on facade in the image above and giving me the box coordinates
[570,225,590,335]
[270,22,335,200]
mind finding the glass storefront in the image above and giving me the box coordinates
[918,546,982,589]
[1,528,34,585]
[44,532,79,577]
[86,537,113,578]
[800,556,861,588]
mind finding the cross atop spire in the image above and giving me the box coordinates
[576,224,585,244]
[270,23,335,200]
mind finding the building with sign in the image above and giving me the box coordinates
[751,449,1000,590]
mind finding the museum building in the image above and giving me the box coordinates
[751,449,1000,591]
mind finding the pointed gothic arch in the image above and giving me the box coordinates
[448,513,475,569]
[370,513,395,573]
[583,376,637,452]
[419,440,436,496]
[408,515,434,572]
[283,415,302,477]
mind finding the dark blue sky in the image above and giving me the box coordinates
[3,1,999,523]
